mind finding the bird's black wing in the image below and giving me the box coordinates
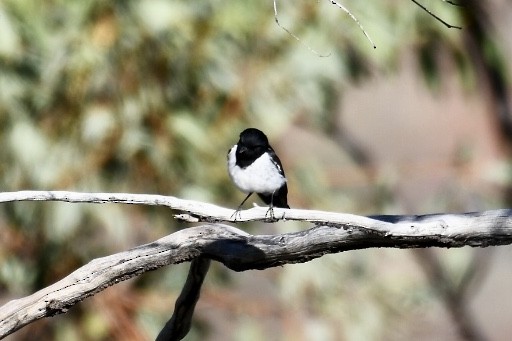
[257,147,289,208]
[267,147,286,177]
[257,183,289,208]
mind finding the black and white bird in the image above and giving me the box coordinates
[227,128,289,219]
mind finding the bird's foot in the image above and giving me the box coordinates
[265,206,277,222]
[230,206,243,221]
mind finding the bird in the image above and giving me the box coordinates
[227,128,289,219]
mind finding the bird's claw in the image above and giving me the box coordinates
[265,206,277,222]
[232,206,283,222]
[230,207,243,221]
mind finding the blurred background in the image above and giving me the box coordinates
[0,0,511,340]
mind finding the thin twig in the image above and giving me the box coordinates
[327,0,376,49]
[410,0,462,29]
[443,0,464,7]
[273,0,331,57]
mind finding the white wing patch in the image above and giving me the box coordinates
[228,145,286,194]
[269,154,283,175]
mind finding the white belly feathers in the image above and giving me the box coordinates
[228,145,286,194]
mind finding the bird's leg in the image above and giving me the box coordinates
[231,192,253,221]
[265,191,276,221]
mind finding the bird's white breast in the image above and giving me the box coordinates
[228,145,286,194]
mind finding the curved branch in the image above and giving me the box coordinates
[0,207,511,338]
[0,190,423,228]
[3,191,511,237]
[156,258,211,341]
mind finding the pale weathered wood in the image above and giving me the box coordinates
[0,190,389,227]
[3,191,511,237]
[0,191,512,338]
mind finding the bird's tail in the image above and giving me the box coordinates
[258,184,289,209]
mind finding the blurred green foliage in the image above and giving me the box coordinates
[0,0,493,340]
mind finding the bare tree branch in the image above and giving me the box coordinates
[3,191,511,236]
[156,258,211,341]
[0,191,512,338]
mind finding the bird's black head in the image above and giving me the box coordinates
[235,128,270,167]
[238,128,269,148]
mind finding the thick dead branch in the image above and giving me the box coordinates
[156,258,211,341]
[0,191,512,338]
